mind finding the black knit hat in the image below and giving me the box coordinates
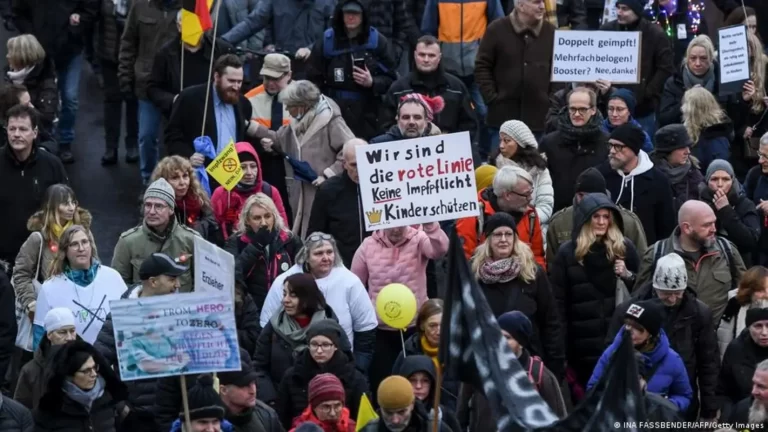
[497,311,532,349]
[182,374,226,421]
[616,0,645,18]
[482,212,518,238]
[610,123,646,155]
[306,319,344,347]
[574,167,607,194]
[624,300,664,338]
[746,307,768,328]
[654,124,692,155]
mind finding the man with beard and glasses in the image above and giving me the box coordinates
[165,54,252,190]
[636,200,746,326]
[728,359,768,428]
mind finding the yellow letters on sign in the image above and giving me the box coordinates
[206,140,244,191]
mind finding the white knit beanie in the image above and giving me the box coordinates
[499,120,538,149]
[652,253,688,291]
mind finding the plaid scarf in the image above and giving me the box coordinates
[545,0,558,28]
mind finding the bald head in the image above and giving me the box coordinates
[678,200,713,225]
[678,200,717,249]
[343,138,367,183]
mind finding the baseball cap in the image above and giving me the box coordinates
[219,360,260,387]
[139,253,189,280]
[342,1,363,13]
[260,53,291,79]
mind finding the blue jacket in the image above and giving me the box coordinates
[691,120,733,173]
[587,328,692,412]
[600,118,653,153]
[170,419,234,432]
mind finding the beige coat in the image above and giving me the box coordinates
[259,96,354,238]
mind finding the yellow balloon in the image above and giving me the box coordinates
[375,283,417,329]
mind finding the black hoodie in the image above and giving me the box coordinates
[395,355,462,432]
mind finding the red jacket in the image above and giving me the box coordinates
[289,406,356,432]
[211,142,288,239]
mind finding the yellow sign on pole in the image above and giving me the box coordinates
[355,393,379,431]
[206,140,243,191]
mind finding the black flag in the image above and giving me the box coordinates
[438,228,645,431]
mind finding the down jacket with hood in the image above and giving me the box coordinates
[699,182,760,266]
[350,222,449,329]
[550,193,639,386]
[691,120,735,172]
[599,151,676,244]
[13,208,94,313]
[211,142,289,240]
[395,355,462,432]
[588,327,693,412]
[0,396,33,432]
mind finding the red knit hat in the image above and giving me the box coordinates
[308,373,345,408]
[398,93,445,121]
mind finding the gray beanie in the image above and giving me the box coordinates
[652,253,687,291]
[499,120,538,149]
[144,178,176,209]
[705,159,736,183]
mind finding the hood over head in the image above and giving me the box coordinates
[396,355,437,403]
[235,141,263,189]
[332,0,371,42]
[572,192,623,240]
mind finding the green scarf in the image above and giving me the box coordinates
[270,306,329,353]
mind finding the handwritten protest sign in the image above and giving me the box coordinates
[206,140,243,190]
[110,292,240,381]
[355,132,478,231]
[718,25,750,96]
[194,236,235,299]
[552,30,641,83]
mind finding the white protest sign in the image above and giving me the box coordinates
[355,132,479,231]
[552,30,641,83]
[719,25,750,87]
[194,236,235,299]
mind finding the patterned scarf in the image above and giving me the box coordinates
[477,257,522,284]
[545,0,558,28]
[420,335,442,377]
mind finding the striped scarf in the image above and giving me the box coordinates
[545,0,558,28]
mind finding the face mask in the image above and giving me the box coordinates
[292,110,305,121]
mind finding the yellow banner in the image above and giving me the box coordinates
[206,140,243,191]
[355,393,378,431]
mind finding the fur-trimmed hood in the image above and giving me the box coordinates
[26,208,93,233]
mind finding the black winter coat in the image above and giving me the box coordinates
[607,285,720,418]
[0,265,16,393]
[477,267,565,379]
[539,111,609,213]
[550,193,639,386]
[276,349,369,429]
[544,84,609,134]
[599,160,676,244]
[384,68,477,140]
[3,58,58,130]
[392,334,460,412]
[699,184,760,266]
[717,328,768,415]
[226,401,283,432]
[307,172,370,268]
[175,203,220,246]
[358,402,453,432]
[652,156,704,214]
[306,0,397,140]
[96,0,127,63]
[236,292,262,356]
[0,396,32,432]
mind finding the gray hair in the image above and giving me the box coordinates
[295,232,344,269]
[278,80,321,107]
[757,359,768,372]
[760,131,768,147]
[343,138,367,159]
[236,193,287,234]
[492,165,534,196]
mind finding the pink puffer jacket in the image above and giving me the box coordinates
[350,222,449,330]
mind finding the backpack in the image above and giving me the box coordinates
[528,356,545,391]
[650,237,738,289]
[322,27,379,58]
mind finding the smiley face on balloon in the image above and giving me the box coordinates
[375,283,417,329]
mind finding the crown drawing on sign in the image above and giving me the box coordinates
[366,209,382,224]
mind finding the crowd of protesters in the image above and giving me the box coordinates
[1,0,768,430]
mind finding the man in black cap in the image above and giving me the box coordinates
[546,167,648,265]
[218,353,282,432]
[94,252,188,431]
[599,123,675,244]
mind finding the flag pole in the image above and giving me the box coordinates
[180,38,185,91]
[432,366,443,432]
[200,0,222,138]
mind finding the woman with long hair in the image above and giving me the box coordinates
[718,266,768,357]
[13,185,95,325]
[550,193,639,391]
[150,155,219,243]
[737,33,768,176]
[225,193,302,309]
[682,86,734,171]
[492,120,554,230]
[32,225,126,347]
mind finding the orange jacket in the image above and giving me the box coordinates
[455,188,546,269]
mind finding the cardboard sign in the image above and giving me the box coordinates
[206,140,243,190]
[355,132,479,231]
[109,292,241,381]
[551,30,641,83]
[718,25,750,96]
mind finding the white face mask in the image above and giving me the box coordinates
[292,112,305,121]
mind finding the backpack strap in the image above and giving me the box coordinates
[716,236,738,290]
[322,29,335,58]
[650,241,665,272]
[261,182,273,198]
[528,356,544,390]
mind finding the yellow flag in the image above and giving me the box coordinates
[206,139,243,191]
[355,393,378,431]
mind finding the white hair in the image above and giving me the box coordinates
[343,138,367,159]
[492,165,534,196]
[278,80,321,107]
[760,131,768,147]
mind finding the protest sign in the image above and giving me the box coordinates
[194,236,235,299]
[355,132,478,231]
[206,139,243,190]
[718,25,750,96]
[551,30,641,83]
[110,292,241,381]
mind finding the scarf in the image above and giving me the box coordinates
[654,158,692,185]
[291,405,354,432]
[293,96,328,139]
[176,193,203,227]
[51,221,73,241]
[6,66,33,84]
[62,375,105,412]
[270,306,329,353]
[557,109,604,144]
[420,335,442,376]
[477,257,522,284]
[64,261,100,287]
[235,182,259,195]
[682,65,716,93]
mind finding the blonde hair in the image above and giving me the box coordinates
[7,34,46,68]
[150,156,212,213]
[682,87,727,143]
[683,35,715,67]
[236,193,287,234]
[39,184,83,241]
[747,33,767,114]
[471,230,537,283]
[574,211,626,265]
[49,225,95,277]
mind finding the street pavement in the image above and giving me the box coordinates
[1,27,144,264]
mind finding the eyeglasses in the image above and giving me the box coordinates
[68,239,91,250]
[309,342,335,351]
[509,189,533,199]
[316,402,343,414]
[491,231,515,240]
[607,106,627,114]
[76,364,99,376]
[568,106,592,115]
[144,202,169,212]
[307,233,333,243]
[609,143,627,152]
